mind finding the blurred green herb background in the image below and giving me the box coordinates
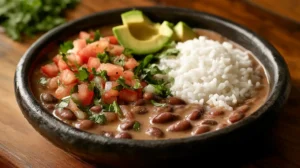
[0,0,80,41]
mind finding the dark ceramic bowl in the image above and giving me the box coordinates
[15,6,290,167]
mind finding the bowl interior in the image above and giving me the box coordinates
[17,6,289,148]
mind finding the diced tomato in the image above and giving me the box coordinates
[54,84,74,99]
[122,70,134,80]
[78,83,94,106]
[48,77,59,90]
[109,45,124,56]
[77,40,109,63]
[72,39,87,54]
[124,58,138,69]
[107,36,118,44]
[79,31,90,39]
[87,57,101,70]
[52,55,60,65]
[60,69,77,85]
[98,63,123,78]
[57,59,69,71]
[119,89,138,102]
[67,54,83,67]
[41,63,59,77]
[102,89,119,104]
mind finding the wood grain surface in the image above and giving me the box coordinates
[0,0,299,167]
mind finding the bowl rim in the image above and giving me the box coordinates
[15,6,290,147]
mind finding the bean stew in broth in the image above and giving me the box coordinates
[31,25,269,140]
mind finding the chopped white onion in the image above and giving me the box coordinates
[105,81,112,91]
[144,84,155,93]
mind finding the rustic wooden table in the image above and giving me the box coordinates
[0,0,299,167]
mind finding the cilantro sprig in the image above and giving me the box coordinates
[75,67,89,81]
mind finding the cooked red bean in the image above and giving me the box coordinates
[40,93,58,104]
[235,105,250,114]
[155,105,173,113]
[143,92,154,100]
[130,106,148,114]
[132,99,146,106]
[120,105,135,120]
[167,97,186,105]
[55,108,76,120]
[201,119,218,125]
[228,112,245,123]
[167,120,191,132]
[146,127,164,138]
[216,123,228,130]
[103,112,118,122]
[186,110,201,120]
[115,132,132,139]
[209,108,224,116]
[192,126,210,135]
[43,104,55,111]
[90,105,102,113]
[152,112,177,123]
[75,120,94,130]
[119,120,135,130]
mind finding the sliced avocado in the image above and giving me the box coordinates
[113,21,173,55]
[121,10,153,25]
[174,21,197,41]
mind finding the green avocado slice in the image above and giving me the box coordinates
[173,21,197,41]
[113,21,173,55]
[121,10,153,25]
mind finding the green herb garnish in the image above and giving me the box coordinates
[133,79,142,89]
[97,52,110,63]
[133,121,141,131]
[134,54,153,76]
[70,84,78,94]
[75,67,89,81]
[116,76,131,90]
[102,104,114,112]
[151,100,166,107]
[92,68,108,81]
[156,48,179,58]
[123,48,133,56]
[112,101,123,118]
[59,41,73,56]
[90,114,107,125]
[0,0,80,40]
[151,84,172,98]
[57,96,71,108]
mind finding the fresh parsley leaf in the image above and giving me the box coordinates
[151,100,166,107]
[76,67,89,81]
[97,52,110,63]
[90,114,107,125]
[112,101,124,118]
[116,77,131,90]
[88,81,95,91]
[133,121,141,131]
[150,84,172,98]
[39,77,48,86]
[102,104,114,112]
[59,41,73,56]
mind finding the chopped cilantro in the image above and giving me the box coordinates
[133,121,141,131]
[93,30,101,41]
[134,54,153,76]
[75,67,89,81]
[90,114,107,125]
[70,84,78,94]
[59,41,73,56]
[92,68,108,81]
[39,77,48,86]
[112,101,124,118]
[151,100,166,107]
[102,104,114,112]
[111,56,125,66]
[156,48,179,58]
[97,52,110,63]
[88,81,95,91]
[116,77,131,90]
[150,84,172,98]
[133,79,142,89]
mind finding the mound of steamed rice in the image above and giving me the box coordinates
[159,36,262,110]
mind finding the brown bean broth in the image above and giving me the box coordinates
[31,26,269,140]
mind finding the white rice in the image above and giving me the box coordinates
[159,36,262,111]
